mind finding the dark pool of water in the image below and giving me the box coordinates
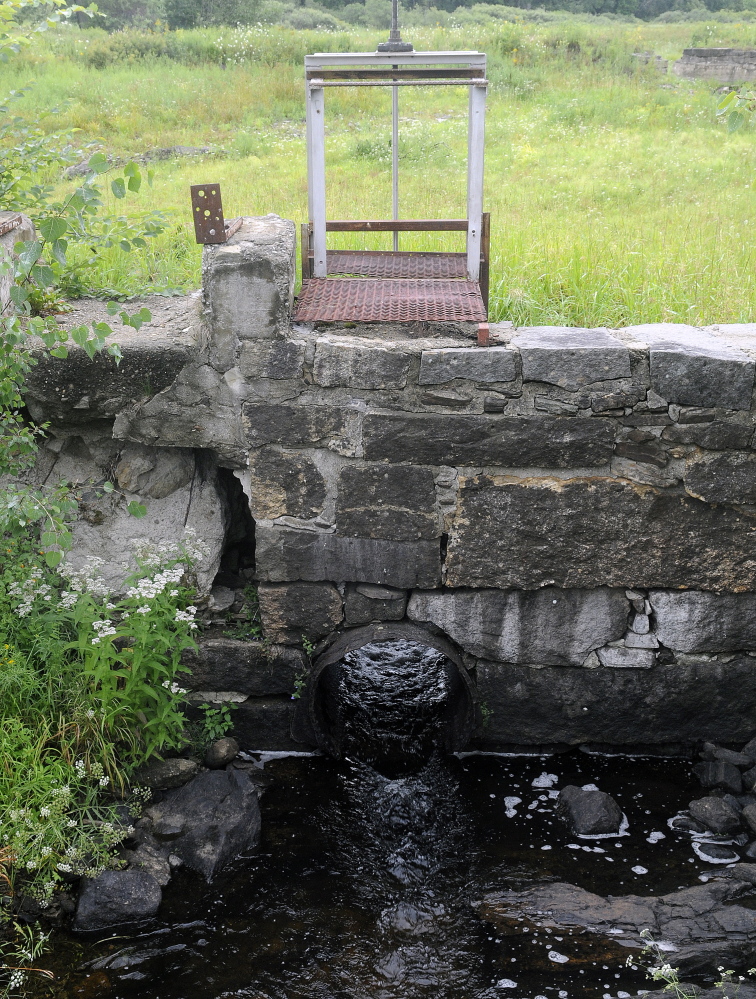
[39,747,724,999]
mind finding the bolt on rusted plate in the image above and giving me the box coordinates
[190,184,242,244]
[0,212,23,238]
[294,278,486,323]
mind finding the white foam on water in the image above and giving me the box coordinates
[646,831,665,844]
[631,866,648,874]
[496,980,517,989]
[532,772,559,788]
[548,951,569,964]
[504,796,522,818]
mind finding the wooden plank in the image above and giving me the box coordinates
[307,68,484,80]
[325,220,468,232]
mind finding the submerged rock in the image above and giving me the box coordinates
[144,768,260,880]
[556,785,623,836]
[74,869,161,932]
[688,795,742,835]
[476,864,756,972]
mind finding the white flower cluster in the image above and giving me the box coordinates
[91,619,117,645]
[161,679,188,695]
[174,606,198,629]
[127,564,184,601]
[58,556,111,597]
[8,574,53,617]
[131,527,210,571]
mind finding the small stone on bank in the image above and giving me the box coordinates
[692,841,739,864]
[204,737,239,769]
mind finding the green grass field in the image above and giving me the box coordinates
[3,17,756,325]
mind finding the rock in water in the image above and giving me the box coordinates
[74,869,161,932]
[689,796,742,835]
[693,760,743,795]
[145,768,261,880]
[556,785,623,836]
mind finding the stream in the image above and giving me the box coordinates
[38,641,720,999]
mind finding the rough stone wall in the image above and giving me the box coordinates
[21,215,756,752]
[673,47,756,83]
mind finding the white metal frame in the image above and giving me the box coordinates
[304,50,487,280]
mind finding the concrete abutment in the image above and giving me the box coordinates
[22,214,756,755]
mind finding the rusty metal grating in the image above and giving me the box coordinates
[327,250,467,279]
[294,278,486,322]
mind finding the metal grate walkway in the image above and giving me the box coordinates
[294,277,486,323]
[326,250,467,280]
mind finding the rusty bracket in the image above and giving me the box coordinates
[0,213,23,238]
[190,184,242,244]
[477,322,490,347]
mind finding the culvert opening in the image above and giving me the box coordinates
[306,624,476,771]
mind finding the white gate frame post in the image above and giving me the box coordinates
[466,80,487,282]
[307,80,327,278]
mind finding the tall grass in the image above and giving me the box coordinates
[3,18,756,324]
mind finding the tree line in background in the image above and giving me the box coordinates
[87,0,756,33]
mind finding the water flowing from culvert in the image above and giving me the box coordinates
[330,639,452,770]
[37,642,725,999]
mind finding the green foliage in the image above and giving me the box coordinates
[197,702,236,744]
[0,919,52,998]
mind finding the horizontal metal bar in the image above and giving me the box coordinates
[307,68,485,80]
[325,220,469,231]
[306,51,485,66]
[309,78,487,88]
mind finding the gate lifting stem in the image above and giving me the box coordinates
[297,8,489,333]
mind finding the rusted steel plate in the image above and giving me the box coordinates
[327,251,466,280]
[0,213,23,238]
[294,278,486,322]
[191,184,228,244]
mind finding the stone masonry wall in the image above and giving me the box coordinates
[22,215,756,752]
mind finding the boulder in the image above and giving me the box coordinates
[74,869,161,932]
[511,326,631,389]
[182,637,305,696]
[745,766,756,793]
[145,768,261,880]
[476,864,756,972]
[693,761,743,795]
[344,583,407,625]
[204,737,239,769]
[556,785,623,836]
[133,757,201,790]
[688,796,742,835]
[743,803,756,836]
[313,340,410,389]
[257,581,343,644]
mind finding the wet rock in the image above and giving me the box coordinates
[556,785,623,836]
[700,743,753,768]
[743,803,756,835]
[688,796,741,835]
[231,696,302,751]
[145,768,261,880]
[670,814,707,834]
[74,870,161,932]
[477,864,756,972]
[124,840,172,887]
[651,591,756,654]
[134,757,201,790]
[694,842,740,863]
[745,766,756,793]
[204,737,239,769]
[745,841,756,860]
[693,760,743,794]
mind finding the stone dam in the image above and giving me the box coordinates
[17,214,756,756]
